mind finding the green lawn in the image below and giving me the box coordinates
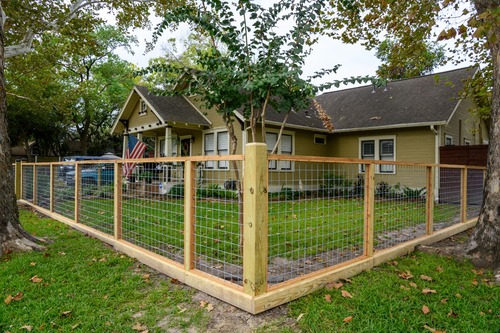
[53,196,461,265]
[2,210,498,333]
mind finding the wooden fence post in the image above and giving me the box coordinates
[426,166,435,235]
[243,143,268,296]
[15,161,22,200]
[74,164,81,223]
[363,163,375,257]
[461,167,468,223]
[50,164,55,212]
[184,160,196,271]
[32,165,37,205]
[114,162,123,240]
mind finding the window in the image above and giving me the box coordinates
[204,130,228,169]
[265,131,294,170]
[314,134,327,145]
[359,136,395,174]
[445,135,453,146]
[139,101,147,116]
[464,139,471,146]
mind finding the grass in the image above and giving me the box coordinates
[64,195,458,264]
[0,209,209,333]
[2,209,498,333]
[288,251,500,332]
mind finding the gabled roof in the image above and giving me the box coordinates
[308,66,478,133]
[111,86,211,134]
[134,86,211,126]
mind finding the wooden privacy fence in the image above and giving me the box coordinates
[15,143,484,314]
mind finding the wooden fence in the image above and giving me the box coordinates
[15,143,484,314]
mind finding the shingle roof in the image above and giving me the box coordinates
[135,86,211,126]
[307,67,478,132]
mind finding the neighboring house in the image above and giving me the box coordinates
[111,67,489,190]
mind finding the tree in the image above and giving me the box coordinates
[375,39,446,80]
[0,0,185,255]
[322,0,500,273]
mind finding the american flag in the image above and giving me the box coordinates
[123,134,147,177]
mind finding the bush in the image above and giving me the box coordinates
[168,184,184,198]
[321,173,353,197]
[197,184,238,200]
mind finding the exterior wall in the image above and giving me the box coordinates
[441,98,484,146]
[127,99,162,133]
[330,127,436,163]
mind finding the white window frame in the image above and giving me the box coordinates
[445,134,453,146]
[359,135,396,174]
[139,100,147,116]
[265,129,295,171]
[203,129,229,169]
[314,134,327,145]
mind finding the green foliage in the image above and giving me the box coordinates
[168,184,184,198]
[197,184,238,200]
[376,39,446,80]
[321,173,353,197]
[376,181,426,200]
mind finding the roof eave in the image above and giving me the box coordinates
[332,121,448,133]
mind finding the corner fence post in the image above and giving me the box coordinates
[184,160,196,271]
[114,162,123,240]
[243,143,268,296]
[426,166,435,235]
[363,163,375,257]
[15,161,21,200]
[461,167,468,222]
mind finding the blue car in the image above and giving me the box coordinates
[65,154,121,186]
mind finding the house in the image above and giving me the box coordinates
[111,67,489,190]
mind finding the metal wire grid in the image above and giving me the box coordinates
[52,164,75,220]
[193,160,243,285]
[35,165,51,210]
[267,161,364,285]
[466,168,485,220]
[121,161,185,264]
[435,167,462,229]
[77,161,115,235]
[373,165,427,251]
[21,165,34,202]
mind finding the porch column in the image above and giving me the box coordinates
[164,126,172,157]
[122,134,128,158]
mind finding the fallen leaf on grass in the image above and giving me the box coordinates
[472,268,483,275]
[71,323,81,329]
[200,300,207,308]
[341,290,353,298]
[455,293,462,298]
[176,305,187,314]
[447,309,458,318]
[472,278,478,286]
[326,281,344,290]
[441,298,448,304]
[61,311,71,317]
[343,316,353,323]
[400,285,410,291]
[409,282,418,288]
[4,295,12,305]
[20,325,32,331]
[340,278,352,284]
[324,294,332,303]
[422,288,437,294]
[132,323,147,331]
[420,275,433,282]
[435,266,444,273]
[30,276,43,283]
[398,271,413,280]
[29,262,36,266]
[423,324,446,333]
[206,303,214,312]
[296,313,305,322]
[422,305,430,314]
[388,260,398,266]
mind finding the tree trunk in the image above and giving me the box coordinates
[0,7,43,255]
[466,0,500,270]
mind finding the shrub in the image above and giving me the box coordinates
[197,184,238,200]
[168,184,184,198]
[321,173,353,197]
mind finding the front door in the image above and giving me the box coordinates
[180,137,191,156]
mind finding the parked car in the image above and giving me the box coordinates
[65,154,121,186]
[59,156,100,178]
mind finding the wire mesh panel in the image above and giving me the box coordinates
[22,165,34,202]
[467,168,485,220]
[373,164,427,251]
[35,165,51,209]
[121,161,186,264]
[52,164,75,220]
[267,159,364,285]
[78,161,115,235]
[435,167,462,229]
[193,159,243,285]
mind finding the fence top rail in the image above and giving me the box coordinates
[267,154,486,170]
[20,154,245,167]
